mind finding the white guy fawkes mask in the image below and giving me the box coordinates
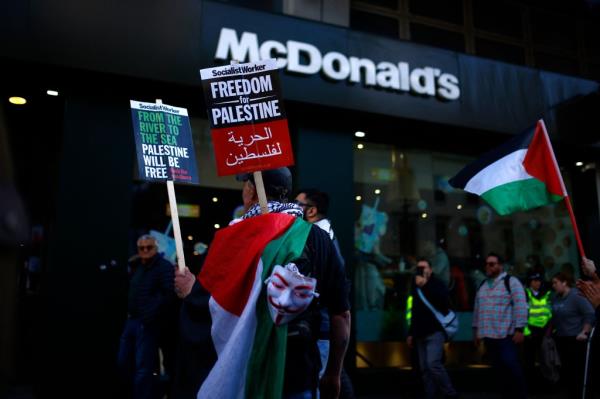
[265,263,319,326]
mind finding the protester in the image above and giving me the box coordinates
[578,257,600,313]
[295,189,339,249]
[551,272,595,398]
[170,261,216,399]
[118,234,176,399]
[407,258,458,399]
[472,253,528,399]
[577,257,600,398]
[175,168,351,399]
[580,257,599,281]
[523,271,552,388]
[295,188,355,399]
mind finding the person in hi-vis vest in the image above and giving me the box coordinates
[523,271,552,388]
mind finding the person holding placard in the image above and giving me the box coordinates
[175,168,351,399]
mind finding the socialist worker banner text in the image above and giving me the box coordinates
[130,101,199,184]
[200,59,294,176]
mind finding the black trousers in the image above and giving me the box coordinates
[555,336,587,399]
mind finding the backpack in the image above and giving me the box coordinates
[478,274,512,294]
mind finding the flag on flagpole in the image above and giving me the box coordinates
[197,213,312,399]
[449,119,567,215]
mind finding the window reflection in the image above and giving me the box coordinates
[353,143,577,356]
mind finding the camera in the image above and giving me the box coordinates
[415,267,425,277]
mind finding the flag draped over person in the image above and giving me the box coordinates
[448,119,566,216]
[197,213,312,399]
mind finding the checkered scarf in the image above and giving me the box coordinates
[242,201,304,220]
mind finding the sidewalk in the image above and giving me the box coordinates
[352,367,569,399]
[357,394,567,399]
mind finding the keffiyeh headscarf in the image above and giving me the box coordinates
[242,201,304,220]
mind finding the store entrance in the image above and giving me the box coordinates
[128,182,244,275]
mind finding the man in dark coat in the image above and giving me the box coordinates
[117,234,176,399]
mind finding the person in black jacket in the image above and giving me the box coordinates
[407,258,458,399]
[174,168,351,399]
[117,234,176,399]
[295,188,355,399]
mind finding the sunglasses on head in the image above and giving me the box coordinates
[138,245,155,251]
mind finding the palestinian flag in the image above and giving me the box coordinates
[449,120,566,215]
[197,213,312,399]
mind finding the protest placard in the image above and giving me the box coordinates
[200,59,294,176]
[130,100,198,272]
[130,100,198,184]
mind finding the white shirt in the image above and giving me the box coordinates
[314,218,335,240]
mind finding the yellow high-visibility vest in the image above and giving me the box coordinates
[406,295,413,330]
[524,288,551,336]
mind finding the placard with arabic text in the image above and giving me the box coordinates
[200,59,294,176]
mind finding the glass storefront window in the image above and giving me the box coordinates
[353,142,577,366]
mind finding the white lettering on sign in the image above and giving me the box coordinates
[214,27,461,101]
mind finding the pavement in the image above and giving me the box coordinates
[356,395,567,399]
[1,371,574,399]
[351,367,571,399]
[1,386,573,399]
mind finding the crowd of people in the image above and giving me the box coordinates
[117,166,600,399]
[408,250,600,399]
[119,168,351,399]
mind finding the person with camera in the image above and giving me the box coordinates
[407,258,458,399]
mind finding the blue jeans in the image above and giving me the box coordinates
[316,339,330,399]
[416,331,457,399]
[117,318,159,399]
[484,337,527,399]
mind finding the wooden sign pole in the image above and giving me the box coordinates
[157,98,186,273]
[230,60,269,215]
[167,180,186,273]
[253,170,269,215]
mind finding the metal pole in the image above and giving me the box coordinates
[582,326,595,399]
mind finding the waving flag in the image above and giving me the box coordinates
[197,213,312,399]
[449,120,566,215]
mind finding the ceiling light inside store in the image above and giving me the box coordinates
[576,161,583,167]
[421,213,428,219]
[187,235,193,241]
[214,224,221,229]
[212,197,219,202]
[357,143,364,149]
[355,131,366,138]
[9,96,26,105]
[374,189,381,194]
[457,204,463,210]
[355,196,362,201]
[46,90,59,96]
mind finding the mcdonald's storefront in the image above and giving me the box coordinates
[1,1,600,396]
